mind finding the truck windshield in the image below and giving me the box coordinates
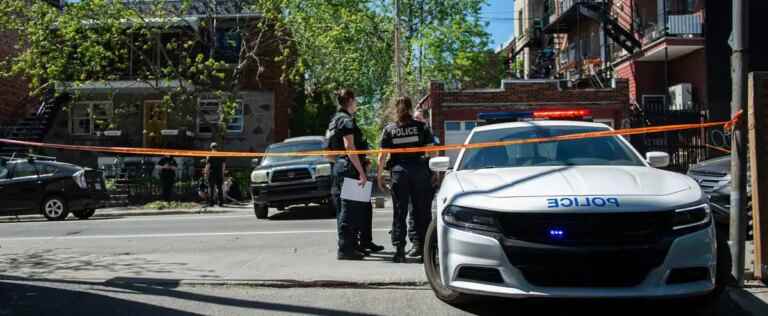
[261,142,324,165]
[458,125,644,171]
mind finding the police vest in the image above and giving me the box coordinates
[381,120,432,162]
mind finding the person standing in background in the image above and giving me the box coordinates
[206,143,226,207]
[157,155,178,202]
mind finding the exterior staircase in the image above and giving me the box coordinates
[0,91,67,157]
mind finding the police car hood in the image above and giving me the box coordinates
[455,166,693,198]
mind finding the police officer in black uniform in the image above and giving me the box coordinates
[377,96,435,263]
[326,89,384,260]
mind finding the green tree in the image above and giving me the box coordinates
[0,0,286,140]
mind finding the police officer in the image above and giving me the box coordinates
[405,109,439,259]
[326,89,384,260]
[157,155,178,202]
[377,97,435,263]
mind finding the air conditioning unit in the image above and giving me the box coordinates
[668,83,693,111]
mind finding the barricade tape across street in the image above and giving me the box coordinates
[0,111,743,158]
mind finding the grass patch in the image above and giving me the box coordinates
[143,201,201,210]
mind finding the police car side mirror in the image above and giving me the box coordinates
[429,157,451,172]
[251,158,261,168]
[646,152,670,168]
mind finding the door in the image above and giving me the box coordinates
[144,100,168,147]
[4,161,43,212]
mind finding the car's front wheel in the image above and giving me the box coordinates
[42,196,69,221]
[74,209,96,220]
[254,203,269,219]
[424,220,473,305]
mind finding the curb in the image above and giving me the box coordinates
[727,286,768,316]
[0,208,246,222]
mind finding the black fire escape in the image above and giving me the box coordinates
[543,0,642,87]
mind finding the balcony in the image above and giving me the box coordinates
[612,13,704,63]
[545,0,607,34]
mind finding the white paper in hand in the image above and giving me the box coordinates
[340,177,373,202]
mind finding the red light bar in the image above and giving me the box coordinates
[533,109,592,119]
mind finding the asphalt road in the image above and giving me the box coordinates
[0,204,756,315]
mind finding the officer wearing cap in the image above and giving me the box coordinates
[326,89,384,260]
[377,96,435,263]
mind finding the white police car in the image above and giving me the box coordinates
[424,120,729,304]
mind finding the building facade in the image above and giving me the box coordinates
[420,79,629,162]
[1,2,294,169]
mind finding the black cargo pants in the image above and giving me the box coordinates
[390,160,432,247]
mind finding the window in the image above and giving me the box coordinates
[197,99,244,135]
[215,29,242,64]
[71,104,92,135]
[226,101,244,133]
[11,162,38,179]
[0,164,8,180]
[445,121,461,131]
[197,100,220,136]
[464,121,477,131]
[459,126,644,170]
[38,164,58,177]
[70,101,113,135]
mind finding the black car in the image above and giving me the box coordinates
[250,136,335,219]
[0,155,109,220]
[687,155,753,237]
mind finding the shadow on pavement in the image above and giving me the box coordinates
[0,216,124,224]
[0,280,196,316]
[268,205,335,221]
[0,276,378,316]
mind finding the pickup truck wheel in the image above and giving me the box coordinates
[42,196,69,221]
[254,204,269,219]
[424,220,473,306]
[74,209,96,220]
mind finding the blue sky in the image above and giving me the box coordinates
[482,0,516,50]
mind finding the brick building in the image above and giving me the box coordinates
[420,79,629,161]
[0,32,36,125]
[1,1,294,169]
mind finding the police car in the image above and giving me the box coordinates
[424,118,729,305]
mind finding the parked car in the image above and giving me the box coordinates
[424,121,728,305]
[687,155,753,238]
[250,136,335,219]
[0,155,109,220]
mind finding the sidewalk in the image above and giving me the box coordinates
[0,203,252,222]
[729,282,768,316]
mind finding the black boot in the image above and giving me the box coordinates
[337,249,366,261]
[361,242,385,253]
[354,244,371,256]
[392,246,406,263]
[407,243,423,258]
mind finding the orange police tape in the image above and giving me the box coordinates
[0,111,744,158]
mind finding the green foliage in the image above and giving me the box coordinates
[143,200,201,210]
[1,0,503,143]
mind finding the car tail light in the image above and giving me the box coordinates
[73,170,88,189]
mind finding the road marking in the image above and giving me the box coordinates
[0,228,391,241]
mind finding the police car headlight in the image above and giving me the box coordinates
[251,170,269,184]
[673,204,711,230]
[315,163,332,177]
[443,205,500,233]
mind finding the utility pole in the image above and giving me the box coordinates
[394,0,404,97]
[730,0,750,287]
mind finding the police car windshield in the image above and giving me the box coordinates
[262,141,324,165]
[458,125,644,170]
